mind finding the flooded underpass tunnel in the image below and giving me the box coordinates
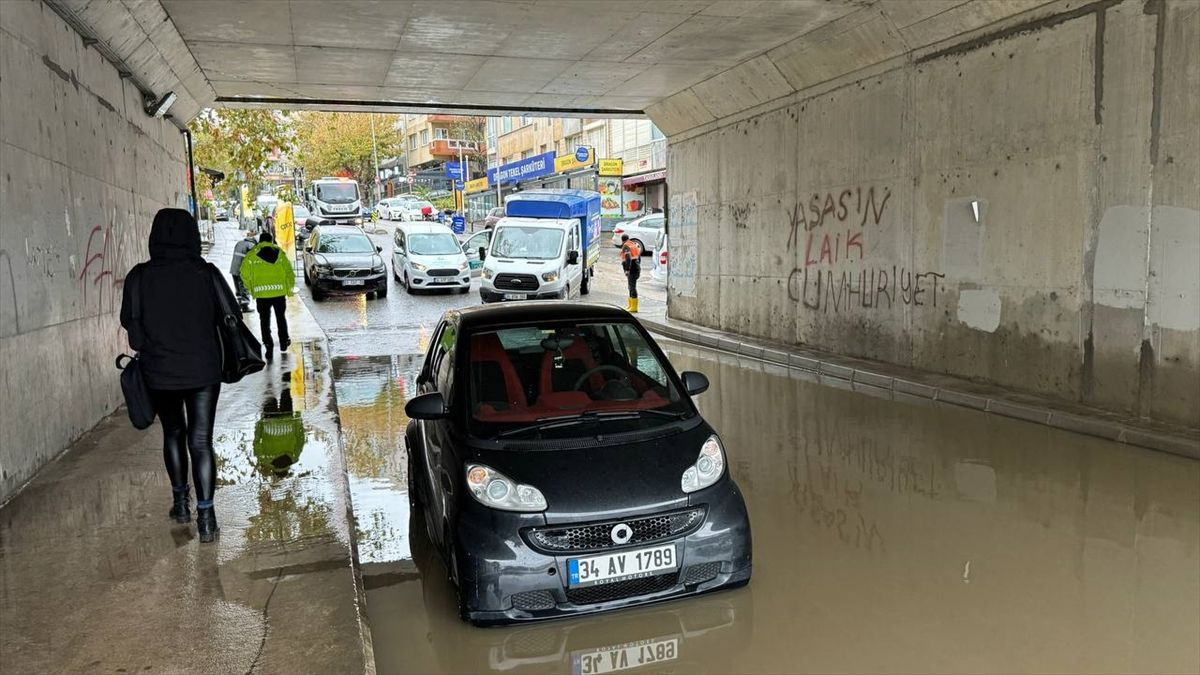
[330,337,1199,675]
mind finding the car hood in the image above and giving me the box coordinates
[409,252,466,266]
[471,422,711,521]
[314,251,378,267]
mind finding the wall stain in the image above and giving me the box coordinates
[1094,8,1106,125]
[916,0,1122,64]
[1143,0,1166,166]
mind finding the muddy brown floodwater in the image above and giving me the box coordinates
[331,339,1200,675]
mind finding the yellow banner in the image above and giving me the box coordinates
[274,202,294,256]
[464,176,489,194]
[240,185,252,218]
[554,147,595,174]
[598,158,624,177]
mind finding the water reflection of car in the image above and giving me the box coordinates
[610,213,664,253]
[301,224,388,301]
[404,303,752,626]
[392,222,471,295]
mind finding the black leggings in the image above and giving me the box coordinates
[151,384,221,507]
[626,264,641,299]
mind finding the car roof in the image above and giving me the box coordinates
[449,302,631,332]
[397,222,456,234]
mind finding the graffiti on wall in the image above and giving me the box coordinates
[78,220,127,313]
[668,190,698,297]
[782,185,945,314]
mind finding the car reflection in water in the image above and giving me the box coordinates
[404,503,754,675]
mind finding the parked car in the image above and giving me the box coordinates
[393,222,471,294]
[460,228,492,277]
[405,200,436,221]
[301,224,388,301]
[610,212,664,253]
[483,206,505,229]
[404,302,752,625]
[377,197,411,221]
[651,231,668,284]
[213,204,229,221]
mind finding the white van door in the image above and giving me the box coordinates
[568,221,584,297]
[393,229,407,281]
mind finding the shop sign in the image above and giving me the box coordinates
[464,176,489,194]
[598,158,624,177]
[622,169,666,187]
[488,151,556,185]
[554,146,595,173]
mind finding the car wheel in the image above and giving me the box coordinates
[405,272,416,295]
[312,288,325,302]
[377,285,388,299]
[303,267,311,286]
[632,239,646,256]
[580,267,590,295]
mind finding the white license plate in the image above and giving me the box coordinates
[343,279,364,286]
[503,293,527,300]
[568,544,677,588]
[572,636,680,675]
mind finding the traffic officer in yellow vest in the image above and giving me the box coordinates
[240,232,295,357]
[620,234,642,313]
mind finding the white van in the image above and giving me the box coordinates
[392,222,471,294]
[478,217,584,303]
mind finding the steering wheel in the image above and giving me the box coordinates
[572,365,628,391]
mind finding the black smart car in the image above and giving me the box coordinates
[404,302,752,625]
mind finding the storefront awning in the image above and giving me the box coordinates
[622,170,666,187]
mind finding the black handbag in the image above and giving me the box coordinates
[208,264,265,383]
[117,266,155,429]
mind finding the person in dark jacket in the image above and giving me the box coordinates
[230,229,257,312]
[121,208,234,543]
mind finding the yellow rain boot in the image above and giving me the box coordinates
[630,298,639,313]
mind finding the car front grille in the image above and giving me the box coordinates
[510,590,556,611]
[427,268,459,277]
[494,273,539,291]
[523,507,706,554]
[566,573,678,605]
[333,268,371,278]
[682,562,721,585]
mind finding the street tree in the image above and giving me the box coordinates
[293,112,404,199]
[189,109,291,215]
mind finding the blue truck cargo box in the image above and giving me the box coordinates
[505,189,602,267]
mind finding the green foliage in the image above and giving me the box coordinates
[293,112,404,196]
[190,109,291,213]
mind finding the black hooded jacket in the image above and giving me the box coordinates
[120,208,228,390]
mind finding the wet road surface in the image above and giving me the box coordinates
[297,225,1198,674]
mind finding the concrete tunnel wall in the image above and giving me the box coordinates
[0,1,189,501]
[657,0,1199,427]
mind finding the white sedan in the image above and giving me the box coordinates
[378,197,412,221]
[610,212,664,253]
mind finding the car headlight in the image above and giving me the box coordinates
[681,435,726,493]
[541,270,559,282]
[458,261,469,271]
[466,464,546,512]
[411,262,428,272]
[372,262,385,273]
[354,217,363,224]
[482,267,493,280]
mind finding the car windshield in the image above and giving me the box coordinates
[409,233,461,255]
[316,183,358,203]
[413,201,433,210]
[466,322,692,439]
[317,233,374,253]
[491,226,563,260]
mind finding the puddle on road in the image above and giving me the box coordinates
[331,341,1199,675]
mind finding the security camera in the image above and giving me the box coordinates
[145,91,177,118]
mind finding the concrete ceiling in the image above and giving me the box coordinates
[48,0,1055,125]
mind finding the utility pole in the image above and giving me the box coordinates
[369,112,380,203]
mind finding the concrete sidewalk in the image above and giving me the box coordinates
[638,311,1200,460]
[0,221,374,673]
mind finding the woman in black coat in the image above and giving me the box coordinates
[121,208,235,542]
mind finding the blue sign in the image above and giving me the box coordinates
[486,151,556,186]
[445,162,464,180]
[574,146,589,162]
[454,179,464,191]
[451,215,466,234]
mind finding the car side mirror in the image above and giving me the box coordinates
[681,371,710,396]
[567,250,579,265]
[376,245,383,253]
[478,247,487,261]
[405,392,449,420]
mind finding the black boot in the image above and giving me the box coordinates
[197,507,220,543]
[168,487,191,524]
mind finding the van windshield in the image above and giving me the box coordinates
[491,226,564,260]
[409,233,461,256]
[316,183,358,204]
[466,322,692,440]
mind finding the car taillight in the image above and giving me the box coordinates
[659,251,667,264]
[614,228,624,234]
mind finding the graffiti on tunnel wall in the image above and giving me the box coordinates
[781,184,945,314]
